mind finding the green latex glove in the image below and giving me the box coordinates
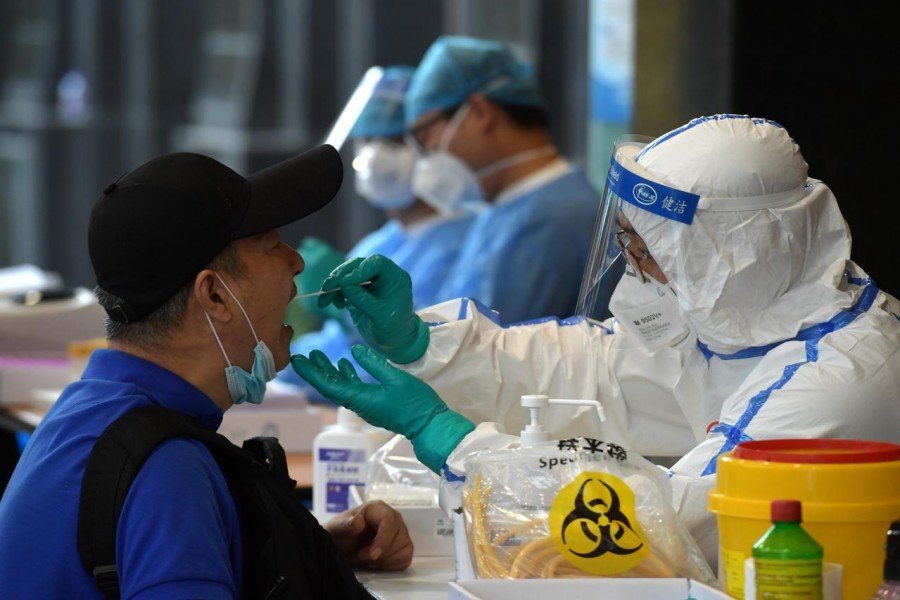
[318,254,429,364]
[291,345,475,473]
[295,237,346,322]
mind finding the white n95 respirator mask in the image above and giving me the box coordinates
[353,140,417,210]
[608,271,691,353]
[409,104,484,215]
[411,152,483,215]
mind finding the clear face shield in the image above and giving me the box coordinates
[575,136,699,351]
[576,136,654,322]
[322,66,384,150]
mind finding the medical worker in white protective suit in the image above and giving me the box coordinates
[279,66,476,389]
[291,114,900,567]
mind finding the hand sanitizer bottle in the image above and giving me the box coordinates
[312,407,375,522]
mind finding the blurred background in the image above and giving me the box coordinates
[0,0,896,295]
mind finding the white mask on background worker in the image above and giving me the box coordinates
[409,103,483,215]
[404,35,549,217]
[348,65,419,212]
[353,139,416,210]
[409,96,557,216]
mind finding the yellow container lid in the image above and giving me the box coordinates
[731,439,900,463]
[709,439,900,522]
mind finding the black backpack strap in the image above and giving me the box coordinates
[242,436,297,492]
[77,406,216,599]
[78,405,374,600]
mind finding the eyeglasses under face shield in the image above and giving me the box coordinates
[575,137,702,322]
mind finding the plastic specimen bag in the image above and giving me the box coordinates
[461,437,714,582]
[365,434,441,507]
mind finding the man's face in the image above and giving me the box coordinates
[228,230,303,370]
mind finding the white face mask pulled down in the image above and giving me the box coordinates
[205,274,277,405]
[608,270,691,353]
[410,103,556,214]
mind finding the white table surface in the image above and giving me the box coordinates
[358,555,455,599]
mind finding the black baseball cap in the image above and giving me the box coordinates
[89,144,343,323]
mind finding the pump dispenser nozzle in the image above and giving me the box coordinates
[520,394,551,445]
[519,394,605,446]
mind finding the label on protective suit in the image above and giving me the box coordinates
[613,296,687,352]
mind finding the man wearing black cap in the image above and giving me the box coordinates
[0,146,412,598]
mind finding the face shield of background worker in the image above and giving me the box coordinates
[292,114,900,569]
[401,35,601,323]
[0,147,413,598]
[278,66,476,392]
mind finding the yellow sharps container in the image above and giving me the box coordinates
[708,439,900,600]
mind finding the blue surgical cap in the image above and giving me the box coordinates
[350,66,415,139]
[405,36,545,126]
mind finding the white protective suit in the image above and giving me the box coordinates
[399,116,900,566]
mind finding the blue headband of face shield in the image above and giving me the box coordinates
[577,137,814,323]
[607,155,701,226]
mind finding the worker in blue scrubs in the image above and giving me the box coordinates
[279,66,475,389]
[405,36,600,323]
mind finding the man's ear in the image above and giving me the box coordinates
[194,269,233,323]
[466,93,499,133]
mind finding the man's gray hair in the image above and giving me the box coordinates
[96,243,245,350]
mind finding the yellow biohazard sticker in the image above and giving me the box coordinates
[548,471,648,575]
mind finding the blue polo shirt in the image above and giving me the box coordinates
[0,349,243,599]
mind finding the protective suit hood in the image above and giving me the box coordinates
[625,115,854,355]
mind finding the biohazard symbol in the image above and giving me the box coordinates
[561,478,641,558]
[549,471,648,575]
